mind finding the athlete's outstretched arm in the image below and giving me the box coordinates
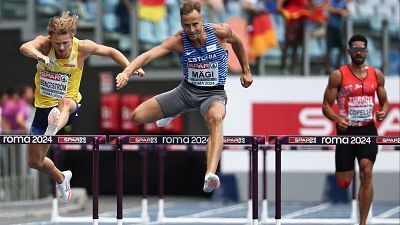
[322,70,350,130]
[216,23,253,88]
[375,69,389,121]
[79,39,131,69]
[115,34,181,89]
[20,35,51,64]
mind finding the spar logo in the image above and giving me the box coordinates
[58,137,87,143]
[289,137,317,144]
[129,137,157,144]
[224,137,245,144]
[40,71,61,81]
[376,137,400,144]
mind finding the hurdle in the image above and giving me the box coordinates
[267,135,400,225]
[110,135,265,225]
[49,135,149,224]
[156,141,255,223]
[0,135,109,224]
[0,134,152,224]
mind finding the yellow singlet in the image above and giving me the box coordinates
[34,37,83,108]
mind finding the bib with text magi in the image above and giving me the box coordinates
[187,62,219,86]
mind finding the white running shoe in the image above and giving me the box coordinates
[203,172,220,193]
[56,170,72,204]
[156,116,176,127]
[44,107,60,135]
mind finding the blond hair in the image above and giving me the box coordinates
[180,0,202,16]
[47,11,79,36]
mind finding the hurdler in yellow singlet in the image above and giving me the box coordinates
[34,37,82,108]
[20,11,144,205]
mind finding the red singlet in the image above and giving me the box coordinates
[337,65,378,127]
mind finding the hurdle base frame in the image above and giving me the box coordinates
[50,197,149,224]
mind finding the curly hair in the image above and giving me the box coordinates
[348,34,368,48]
[47,11,79,37]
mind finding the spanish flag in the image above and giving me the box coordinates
[138,0,166,22]
[281,0,327,23]
[250,13,278,60]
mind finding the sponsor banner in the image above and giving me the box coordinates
[288,136,317,144]
[58,137,87,144]
[280,136,398,145]
[0,135,53,144]
[129,137,158,144]
[223,76,400,136]
[376,137,400,144]
[253,103,399,136]
[0,135,105,144]
[113,135,264,145]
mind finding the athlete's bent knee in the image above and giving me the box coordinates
[206,114,223,126]
[27,159,43,170]
[130,111,142,125]
[337,178,351,189]
[58,98,71,108]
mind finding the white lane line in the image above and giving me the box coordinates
[100,202,162,216]
[284,203,330,218]
[180,203,247,218]
[375,206,400,218]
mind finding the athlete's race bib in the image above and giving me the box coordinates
[347,96,374,123]
[187,62,219,86]
[39,71,69,99]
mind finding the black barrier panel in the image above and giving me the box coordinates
[0,135,107,144]
[109,135,266,145]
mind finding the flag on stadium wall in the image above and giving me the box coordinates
[138,0,166,22]
[249,13,278,60]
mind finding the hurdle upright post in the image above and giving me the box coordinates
[157,146,166,222]
[261,145,269,222]
[140,145,150,222]
[275,137,282,225]
[141,146,148,200]
[350,166,358,223]
[252,137,259,225]
[247,148,252,220]
[116,137,123,225]
[93,137,99,225]
[50,147,59,222]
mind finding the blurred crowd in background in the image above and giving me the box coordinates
[0,86,35,135]
[0,0,399,76]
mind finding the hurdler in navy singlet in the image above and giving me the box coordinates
[180,23,228,89]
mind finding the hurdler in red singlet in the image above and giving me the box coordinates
[322,34,389,225]
[337,65,377,127]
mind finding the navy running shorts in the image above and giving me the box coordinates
[30,101,80,135]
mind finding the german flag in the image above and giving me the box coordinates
[138,0,166,22]
[250,13,278,60]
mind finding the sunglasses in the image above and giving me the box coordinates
[349,47,367,53]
